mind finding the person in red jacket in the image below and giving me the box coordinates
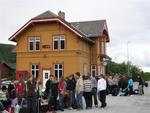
[58,77,66,111]
[16,79,25,106]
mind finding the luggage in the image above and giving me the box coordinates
[144,82,148,87]
[133,89,139,95]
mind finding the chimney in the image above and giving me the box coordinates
[58,11,65,20]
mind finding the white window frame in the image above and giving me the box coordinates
[91,65,97,77]
[54,64,63,80]
[29,38,34,51]
[28,37,40,51]
[60,35,65,50]
[53,36,59,50]
[31,64,39,78]
[35,37,40,51]
[53,35,66,50]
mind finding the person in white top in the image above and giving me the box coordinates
[97,74,107,108]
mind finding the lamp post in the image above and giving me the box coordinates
[127,41,130,76]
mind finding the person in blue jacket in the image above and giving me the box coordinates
[128,77,133,95]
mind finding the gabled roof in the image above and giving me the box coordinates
[9,10,109,43]
[1,62,16,70]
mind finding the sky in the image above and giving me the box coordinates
[0,0,150,72]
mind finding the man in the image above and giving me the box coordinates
[91,76,98,107]
[45,75,53,98]
[97,74,107,108]
[66,74,76,109]
[26,76,38,113]
[75,72,83,110]
[83,76,92,109]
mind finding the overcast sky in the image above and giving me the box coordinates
[0,0,150,72]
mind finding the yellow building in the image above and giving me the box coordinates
[9,10,110,87]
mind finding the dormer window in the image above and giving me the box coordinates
[28,37,40,51]
[53,35,66,50]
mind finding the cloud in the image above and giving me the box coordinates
[0,0,150,71]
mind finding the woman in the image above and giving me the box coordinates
[58,77,66,111]
[16,79,26,106]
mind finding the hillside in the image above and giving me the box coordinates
[0,43,16,63]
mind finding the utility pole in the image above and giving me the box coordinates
[127,41,130,76]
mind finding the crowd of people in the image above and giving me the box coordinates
[0,72,146,113]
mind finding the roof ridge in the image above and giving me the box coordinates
[70,19,106,23]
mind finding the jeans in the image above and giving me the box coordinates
[98,90,107,107]
[59,94,64,110]
[92,88,98,106]
[76,91,83,109]
[0,101,5,111]
[27,97,37,113]
[48,95,58,111]
[83,92,92,108]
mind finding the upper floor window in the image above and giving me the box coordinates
[53,35,66,50]
[28,37,40,51]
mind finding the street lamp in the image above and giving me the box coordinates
[127,41,130,76]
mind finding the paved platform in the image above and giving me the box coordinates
[19,82,149,113]
[57,82,150,113]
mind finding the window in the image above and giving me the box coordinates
[60,35,65,49]
[53,35,66,50]
[101,41,105,54]
[54,64,63,80]
[53,36,59,50]
[29,38,34,51]
[28,37,40,51]
[31,64,39,79]
[35,37,40,50]
[91,65,96,77]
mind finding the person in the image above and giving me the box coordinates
[97,74,107,108]
[16,79,26,106]
[47,75,59,113]
[8,80,15,99]
[83,76,92,109]
[107,76,114,94]
[0,101,9,113]
[128,77,133,95]
[66,74,76,109]
[26,76,38,113]
[75,72,83,110]
[0,86,11,111]
[91,76,98,107]
[58,77,66,111]
[45,75,53,98]
[138,75,144,95]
